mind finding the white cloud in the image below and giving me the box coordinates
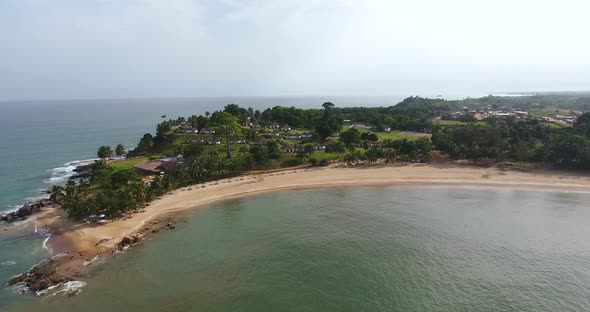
[0,0,589,100]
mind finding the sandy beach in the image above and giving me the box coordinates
[37,164,590,255]
[16,163,590,289]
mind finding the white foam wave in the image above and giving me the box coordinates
[1,260,16,266]
[44,158,99,185]
[42,234,52,253]
[50,281,87,296]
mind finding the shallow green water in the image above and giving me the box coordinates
[6,186,590,312]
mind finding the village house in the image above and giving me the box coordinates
[300,132,313,139]
[269,122,280,129]
[180,121,198,134]
[264,132,281,137]
[280,124,291,131]
[314,143,326,151]
[188,138,204,144]
[199,128,216,134]
[281,144,295,153]
[353,123,371,130]
[205,138,221,145]
[133,157,184,176]
[284,133,301,140]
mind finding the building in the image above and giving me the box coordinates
[205,139,221,145]
[281,144,295,153]
[314,144,326,150]
[133,157,183,176]
[285,133,301,140]
[280,124,291,131]
[199,128,216,134]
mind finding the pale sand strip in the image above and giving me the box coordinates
[35,164,590,259]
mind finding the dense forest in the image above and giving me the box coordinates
[49,94,590,219]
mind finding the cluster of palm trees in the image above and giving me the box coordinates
[342,138,433,166]
[47,163,148,219]
[48,152,250,220]
[295,144,316,162]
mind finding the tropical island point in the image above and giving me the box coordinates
[5,94,590,293]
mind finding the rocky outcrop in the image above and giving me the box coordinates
[6,254,73,292]
[70,164,93,180]
[1,199,55,224]
[117,233,146,249]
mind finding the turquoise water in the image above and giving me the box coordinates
[6,187,590,312]
[0,96,399,212]
[0,96,402,308]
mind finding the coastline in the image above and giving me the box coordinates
[8,163,590,293]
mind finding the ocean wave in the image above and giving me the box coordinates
[2,157,99,214]
[44,158,98,185]
[37,281,87,297]
[1,260,16,266]
[4,204,24,214]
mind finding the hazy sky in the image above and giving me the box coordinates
[1,0,589,100]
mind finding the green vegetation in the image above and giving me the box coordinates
[110,157,148,172]
[438,120,485,126]
[97,146,113,159]
[57,94,590,220]
[432,115,590,168]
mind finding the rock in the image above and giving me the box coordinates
[16,204,33,217]
[167,222,176,230]
[131,233,144,242]
[5,212,16,223]
[118,236,133,248]
[0,214,7,222]
[32,277,53,291]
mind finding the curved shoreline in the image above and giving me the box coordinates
[10,163,590,292]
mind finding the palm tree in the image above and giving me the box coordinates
[296,150,308,162]
[47,185,65,204]
[115,144,126,157]
[304,144,315,159]
[97,146,113,159]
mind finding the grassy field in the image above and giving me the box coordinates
[372,130,422,141]
[110,157,148,172]
[437,120,486,126]
[528,109,552,118]
[540,122,562,129]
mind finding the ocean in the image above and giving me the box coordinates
[5,186,590,312]
[0,96,402,213]
[7,95,566,311]
[0,96,406,308]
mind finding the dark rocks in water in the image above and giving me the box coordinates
[6,254,73,292]
[70,171,92,179]
[2,212,19,223]
[73,164,92,173]
[70,164,93,180]
[117,233,145,249]
[2,199,54,223]
[167,222,176,230]
[118,236,133,248]
[132,233,144,242]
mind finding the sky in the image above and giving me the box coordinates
[1,0,589,101]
